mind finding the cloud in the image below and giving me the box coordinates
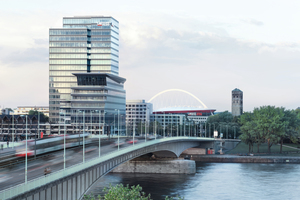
[0,47,48,66]
[34,38,48,46]
[120,25,263,70]
[241,18,264,26]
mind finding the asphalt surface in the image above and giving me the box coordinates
[0,137,143,191]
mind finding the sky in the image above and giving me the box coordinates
[0,0,300,112]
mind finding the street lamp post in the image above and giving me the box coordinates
[12,112,14,148]
[205,122,207,137]
[117,109,120,151]
[114,113,116,138]
[154,113,156,140]
[125,118,127,137]
[64,112,66,170]
[140,119,142,136]
[90,110,93,135]
[58,114,60,135]
[83,110,85,163]
[144,120,147,142]
[133,117,136,146]
[183,118,185,136]
[38,112,40,140]
[25,115,28,184]
[170,113,172,137]
[189,120,191,137]
[98,110,100,157]
[163,112,165,138]
[145,108,147,142]
[177,115,179,137]
[180,117,182,137]
[103,111,106,136]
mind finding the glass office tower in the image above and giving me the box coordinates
[49,16,126,137]
[49,16,123,124]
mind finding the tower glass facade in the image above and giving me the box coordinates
[49,16,120,122]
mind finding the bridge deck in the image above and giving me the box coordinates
[0,137,214,200]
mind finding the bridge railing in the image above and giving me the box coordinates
[0,137,214,200]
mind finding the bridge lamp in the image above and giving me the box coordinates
[25,115,28,184]
[62,111,66,170]
[83,110,86,163]
[12,110,14,149]
[204,123,206,137]
[177,115,179,137]
[145,108,147,142]
[115,109,120,151]
[189,120,191,137]
[170,113,172,137]
[183,117,186,137]
[78,110,86,163]
[133,117,135,146]
[90,110,93,134]
[154,112,156,140]
[163,111,165,138]
[95,110,100,157]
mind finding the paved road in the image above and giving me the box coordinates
[0,137,144,191]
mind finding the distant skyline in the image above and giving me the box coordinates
[1,0,300,112]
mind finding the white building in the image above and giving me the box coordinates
[14,106,49,117]
[126,100,153,124]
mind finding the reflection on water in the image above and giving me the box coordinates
[87,162,300,200]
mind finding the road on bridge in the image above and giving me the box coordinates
[0,136,143,191]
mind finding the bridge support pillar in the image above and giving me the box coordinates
[112,159,196,174]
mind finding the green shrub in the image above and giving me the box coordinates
[83,184,184,200]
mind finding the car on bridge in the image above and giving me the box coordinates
[125,138,138,144]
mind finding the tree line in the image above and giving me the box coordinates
[239,106,300,153]
[205,106,300,153]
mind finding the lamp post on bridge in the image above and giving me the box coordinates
[177,115,179,137]
[170,113,172,137]
[63,111,66,170]
[189,120,191,137]
[25,115,28,184]
[115,109,120,151]
[183,117,186,137]
[205,122,207,138]
[163,112,165,138]
[83,110,85,163]
[154,112,156,140]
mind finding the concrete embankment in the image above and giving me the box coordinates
[189,155,300,163]
[112,159,196,174]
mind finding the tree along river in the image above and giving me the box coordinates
[87,162,300,199]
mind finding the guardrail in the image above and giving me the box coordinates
[0,137,214,199]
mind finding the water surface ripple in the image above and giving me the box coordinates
[87,162,300,200]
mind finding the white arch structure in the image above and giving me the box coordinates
[148,89,208,109]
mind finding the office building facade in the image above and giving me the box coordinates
[126,100,153,123]
[49,16,125,134]
[49,16,120,122]
[231,88,243,116]
[126,100,152,135]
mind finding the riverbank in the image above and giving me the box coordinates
[188,154,300,163]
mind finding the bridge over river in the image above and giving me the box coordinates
[0,137,214,200]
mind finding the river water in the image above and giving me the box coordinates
[87,162,300,200]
